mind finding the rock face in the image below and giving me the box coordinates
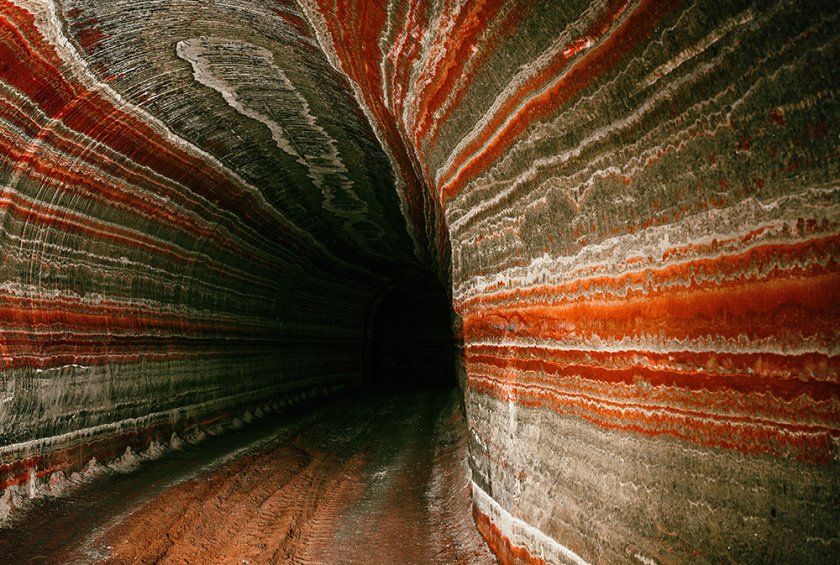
[0,0,419,496]
[1,0,838,563]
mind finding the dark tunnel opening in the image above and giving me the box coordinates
[366,272,458,390]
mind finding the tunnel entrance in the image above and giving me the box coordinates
[366,272,457,390]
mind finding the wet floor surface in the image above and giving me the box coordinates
[0,388,495,564]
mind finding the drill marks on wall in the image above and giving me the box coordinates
[300,0,448,269]
[177,39,305,161]
[0,3,319,272]
[432,0,642,200]
[445,3,814,249]
[407,0,527,154]
[60,0,413,265]
[1,0,838,561]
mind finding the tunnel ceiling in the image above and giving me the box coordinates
[49,0,425,268]
[1,0,839,563]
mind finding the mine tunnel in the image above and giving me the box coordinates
[0,0,838,563]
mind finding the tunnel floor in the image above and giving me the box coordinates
[0,388,495,564]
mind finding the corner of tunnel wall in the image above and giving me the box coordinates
[0,377,351,508]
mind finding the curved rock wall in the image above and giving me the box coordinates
[1,0,839,562]
[304,0,839,562]
[0,0,421,492]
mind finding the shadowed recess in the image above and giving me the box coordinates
[369,272,457,390]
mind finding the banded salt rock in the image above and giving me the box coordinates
[1,0,837,562]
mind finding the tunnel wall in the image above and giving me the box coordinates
[303,0,839,562]
[0,0,838,562]
[0,0,422,496]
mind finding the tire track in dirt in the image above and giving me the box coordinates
[6,390,496,564]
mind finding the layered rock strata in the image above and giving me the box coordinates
[0,0,420,499]
[303,0,839,561]
[1,0,838,563]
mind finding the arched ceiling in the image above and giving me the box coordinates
[54,0,426,269]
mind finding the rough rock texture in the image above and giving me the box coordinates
[303,1,840,561]
[0,0,421,494]
[1,0,838,563]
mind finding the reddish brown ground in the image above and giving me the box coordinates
[1,388,495,564]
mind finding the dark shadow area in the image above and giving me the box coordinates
[367,272,457,390]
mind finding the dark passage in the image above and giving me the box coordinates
[368,272,457,389]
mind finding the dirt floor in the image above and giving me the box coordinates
[0,388,496,564]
